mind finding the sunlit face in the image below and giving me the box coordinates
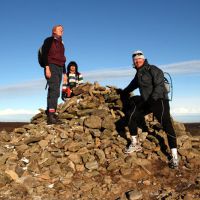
[133,58,145,69]
[70,65,76,73]
[54,26,64,37]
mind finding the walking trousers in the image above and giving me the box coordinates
[127,97,177,149]
[46,64,63,111]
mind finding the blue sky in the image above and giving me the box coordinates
[0,0,200,122]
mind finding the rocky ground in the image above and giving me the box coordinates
[1,122,199,137]
[0,82,199,200]
[184,123,200,136]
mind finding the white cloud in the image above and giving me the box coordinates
[84,60,200,80]
[170,97,200,115]
[171,98,200,115]
[0,79,45,91]
[160,60,200,74]
[84,67,134,80]
[0,79,46,96]
[0,60,199,94]
[0,109,40,122]
[0,108,39,116]
[171,107,200,115]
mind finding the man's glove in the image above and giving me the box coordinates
[115,88,123,95]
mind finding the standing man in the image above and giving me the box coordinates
[41,25,67,124]
[121,50,179,169]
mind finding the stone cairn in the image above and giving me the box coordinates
[0,82,200,200]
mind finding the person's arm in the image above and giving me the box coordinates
[63,65,66,74]
[42,37,53,67]
[123,74,138,95]
[42,37,53,78]
[78,73,83,84]
[62,65,67,83]
[63,73,67,84]
[45,66,51,78]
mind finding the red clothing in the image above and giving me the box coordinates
[48,37,66,67]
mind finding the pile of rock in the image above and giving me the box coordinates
[0,82,199,200]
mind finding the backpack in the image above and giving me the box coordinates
[38,46,45,68]
[163,72,173,101]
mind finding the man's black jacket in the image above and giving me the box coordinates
[123,60,167,101]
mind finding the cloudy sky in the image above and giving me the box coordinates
[0,0,200,122]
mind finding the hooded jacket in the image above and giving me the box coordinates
[123,60,167,101]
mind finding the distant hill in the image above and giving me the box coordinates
[0,122,28,132]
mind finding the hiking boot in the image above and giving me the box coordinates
[47,113,63,125]
[53,113,60,120]
[53,113,63,124]
[169,157,179,169]
[47,113,58,125]
[125,143,142,154]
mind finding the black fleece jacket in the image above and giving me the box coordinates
[123,60,167,101]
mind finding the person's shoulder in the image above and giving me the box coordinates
[76,72,83,76]
[44,36,54,43]
[149,64,162,72]
[147,64,164,77]
[149,64,157,69]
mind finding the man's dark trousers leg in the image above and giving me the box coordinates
[150,99,177,149]
[47,64,63,111]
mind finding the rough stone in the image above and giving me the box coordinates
[84,115,102,129]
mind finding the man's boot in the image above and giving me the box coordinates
[47,112,58,125]
[53,113,62,124]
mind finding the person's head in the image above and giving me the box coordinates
[52,25,64,38]
[132,50,145,69]
[67,61,78,74]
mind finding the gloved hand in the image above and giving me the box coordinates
[62,84,72,101]
[115,88,123,95]
[62,84,68,90]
